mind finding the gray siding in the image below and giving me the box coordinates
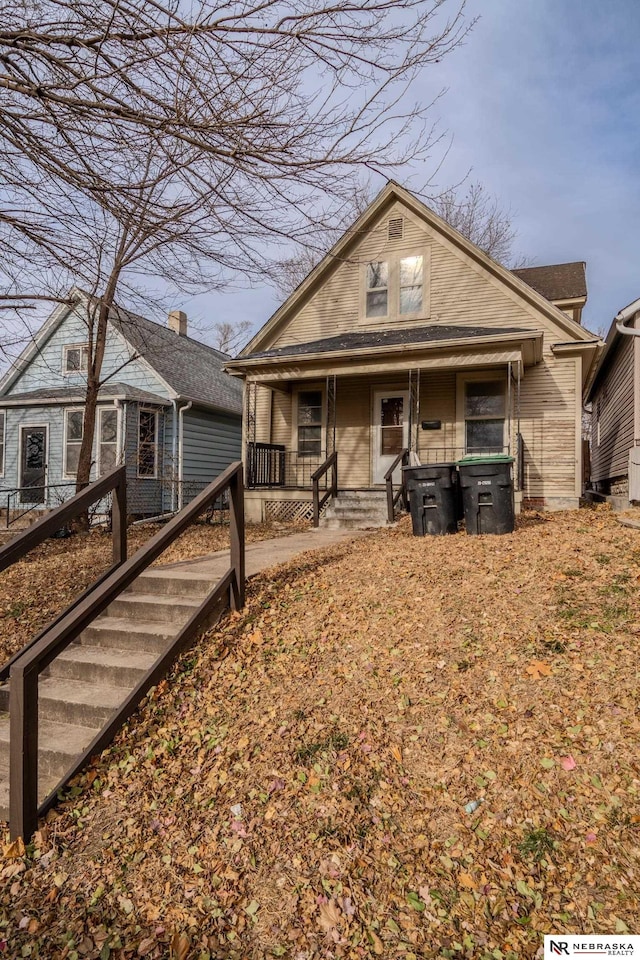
[181,407,242,501]
[591,335,635,484]
[123,402,166,517]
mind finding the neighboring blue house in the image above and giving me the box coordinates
[0,291,243,518]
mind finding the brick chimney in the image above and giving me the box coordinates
[168,309,187,336]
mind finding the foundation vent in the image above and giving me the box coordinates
[387,217,404,240]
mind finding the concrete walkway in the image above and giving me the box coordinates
[156,526,374,581]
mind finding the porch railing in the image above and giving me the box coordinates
[312,452,338,527]
[8,460,244,841]
[247,442,285,487]
[385,448,410,523]
[4,482,79,529]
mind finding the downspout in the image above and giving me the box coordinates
[178,400,193,510]
[171,398,178,512]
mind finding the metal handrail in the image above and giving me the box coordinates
[5,482,78,529]
[384,448,410,523]
[311,451,338,527]
[8,460,245,841]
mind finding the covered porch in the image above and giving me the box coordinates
[227,325,543,523]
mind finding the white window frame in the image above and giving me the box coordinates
[292,385,325,459]
[360,246,431,324]
[456,372,508,455]
[0,410,5,478]
[137,407,159,479]
[62,343,91,376]
[63,407,85,479]
[97,405,120,477]
[18,422,49,493]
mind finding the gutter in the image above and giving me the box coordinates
[171,398,179,512]
[615,298,640,337]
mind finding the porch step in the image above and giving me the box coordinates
[106,592,201,625]
[130,569,214,599]
[0,715,100,784]
[43,643,156,687]
[79,617,174,655]
[0,760,61,822]
[320,491,390,530]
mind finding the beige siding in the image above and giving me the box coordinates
[518,357,578,498]
[266,199,570,354]
[591,336,634,484]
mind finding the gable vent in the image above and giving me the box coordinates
[387,217,404,240]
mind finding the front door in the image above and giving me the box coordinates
[373,392,409,484]
[20,426,47,503]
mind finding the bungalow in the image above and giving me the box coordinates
[225,182,600,524]
[0,292,242,519]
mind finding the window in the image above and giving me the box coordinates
[138,409,158,478]
[363,249,429,321]
[63,344,90,374]
[399,255,423,314]
[464,380,505,453]
[365,262,388,318]
[98,408,118,475]
[297,390,322,457]
[0,411,4,476]
[64,409,84,477]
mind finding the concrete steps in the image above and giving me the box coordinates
[0,567,214,823]
[320,491,390,530]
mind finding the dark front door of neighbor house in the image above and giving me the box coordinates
[20,426,47,503]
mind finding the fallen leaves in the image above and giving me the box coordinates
[2,507,640,958]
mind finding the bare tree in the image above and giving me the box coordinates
[211,321,254,356]
[0,0,474,490]
[430,181,523,266]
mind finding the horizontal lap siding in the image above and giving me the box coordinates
[518,357,577,497]
[182,409,242,497]
[591,336,634,483]
[268,200,566,350]
[418,373,456,460]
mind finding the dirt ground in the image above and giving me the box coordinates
[1,507,640,959]
[0,519,309,666]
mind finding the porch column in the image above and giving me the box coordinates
[326,375,337,455]
[408,369,420,453]
[245,380,257,487]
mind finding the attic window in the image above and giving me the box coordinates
[387,217,404,240]
[63,343,90,374]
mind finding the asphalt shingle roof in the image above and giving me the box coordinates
[110,308,243,414]
[512,262,587,302]
[245,324,530,360]
[1,383,167,405]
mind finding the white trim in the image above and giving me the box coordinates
[456,371,508,455]
[0,294,82,396]
[359,247,431,325]
[97,404,120,477]
[18,422,49,493]
[137,407,159,479]
[62,406,85,479]
[292,384,325,458]
[0,409,5,478]
[62,342,90,376]
[372,389,410,485]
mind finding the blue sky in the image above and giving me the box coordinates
[184,0,640,344]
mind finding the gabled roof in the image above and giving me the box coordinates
[109,306,242,414]
[238,181,598,358]
[0,292,243,415]
[512,262,587,303]
[586,296,640,401]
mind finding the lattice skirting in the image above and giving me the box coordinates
[263,499,319,522]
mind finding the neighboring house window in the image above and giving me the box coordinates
[464,380,505,453]
[0,411,4,476]
[138,408,158,478]
[365,262,388,318]
[63,344,90,374]
[363,250,429,321]
[64,409,84,477]
[98,408,118,475]
[297,391,323,456]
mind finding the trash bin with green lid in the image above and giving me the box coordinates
[403,463,460,536]
[457,455,515,535]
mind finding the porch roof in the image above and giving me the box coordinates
[236,324,529,360]
[0,382,168,407]
[225,324,544,381]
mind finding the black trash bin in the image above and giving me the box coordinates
[457,455,515,535]
[403,463,460,536]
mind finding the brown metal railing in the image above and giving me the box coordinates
[385,448,410,523]
[8,461,245,841]
[0,467,127,686]
[247,442,286,487]
[311,451,338,527]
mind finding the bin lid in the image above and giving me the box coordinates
[457,454,514,465]
[402,462,456,472]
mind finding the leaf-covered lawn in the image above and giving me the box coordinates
[2,508,640,959]
[0,520,308,666]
